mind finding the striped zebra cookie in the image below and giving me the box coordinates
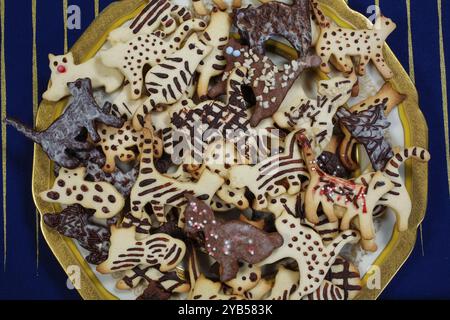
[96,225,186,274]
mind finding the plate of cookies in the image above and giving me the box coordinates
[7,0,430,300]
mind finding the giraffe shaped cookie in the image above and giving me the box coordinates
[259,211,360,299]
[107,0,193,44]
[101,19,207,100]
[311,0,396,79]
[132,33,212,129]
[229,131,309,211]
[40,167,125,219]
[43,53,124,102]
[130,125,224,225]
[97,225,186,274]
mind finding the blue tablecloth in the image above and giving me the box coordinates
[0,0,449,299]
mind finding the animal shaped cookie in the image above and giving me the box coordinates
[208,38,321,127]
[298,134,394,240]
[234,0,312,57]
[273,73,357,154]
[43,204,110,265]
[311,0,396,79]
[101,19,207,99]
[259,211,360,299]
[196,8,231,99]
[97,225,186,273]
[337,105,393,171]
[40,167,125,219]
[6,79,124,169]
[116,265,190,293]
[130,126,224,225]
[43,53,123,102]
[107,0,193,44]
[338,82,406,170]
[189,275,242,300]
[184,195,283,282]
[229,131,309,211]
[132,34,212,129]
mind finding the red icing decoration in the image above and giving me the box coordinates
[57,65,66,73]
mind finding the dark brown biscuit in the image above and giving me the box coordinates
[234,0,312,57]
[6,78,124,169]
[184,194,283,282]
[136,280,171,300]
[43,204,110,265]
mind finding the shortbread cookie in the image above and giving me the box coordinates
[101,19,207,100]
[43,204,110,265]
[109,84,147,121]
[116,265,190,293]
[272,74,356,155]
[96,120,145,172]
[355,147,430,234]
[266,265,298,300]
[132,34,212,129]
[43,53,123,102]
[244,278,273,300]
[130,126,224,224]
[311,0,396,78]
[326,256,361,300]
[339,82,406,170]
[298,134,394,240]
[108,0,193,44]
[40,167,125,219]
[302,280,345,300]
[229,131,308,211]
[6,79,124,169]
[189,275,242,300]
[196,9,230,99]
[209,38,320,127]
[259,211,360,299]
[225,263,262,296]
[234,0,311,57]
[97,225,186,273]
[184,195,283,282]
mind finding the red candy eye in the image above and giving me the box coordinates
[57,65,66,73]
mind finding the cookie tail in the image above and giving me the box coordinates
[5,118,41,144]
[327,230,360,261]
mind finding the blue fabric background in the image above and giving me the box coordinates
[0,0,449,299]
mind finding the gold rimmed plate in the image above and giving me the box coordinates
[32,0,428,300]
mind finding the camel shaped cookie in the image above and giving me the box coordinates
[97,225,186,274]
[208,38,321,127]
[101,18,207,99]
[229,130,309,211]
[273,73,357,155]
[40,167,125,219]
[132,33,212,129]
[311,0,396,79]
[298,134,394,241]
[234,0,312,57]
[184,194,283,282]
[107,0,193,44]
[259,211,360,299]
[6,78,124,169]
[130,124,224,225]
[42,52,123,102]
